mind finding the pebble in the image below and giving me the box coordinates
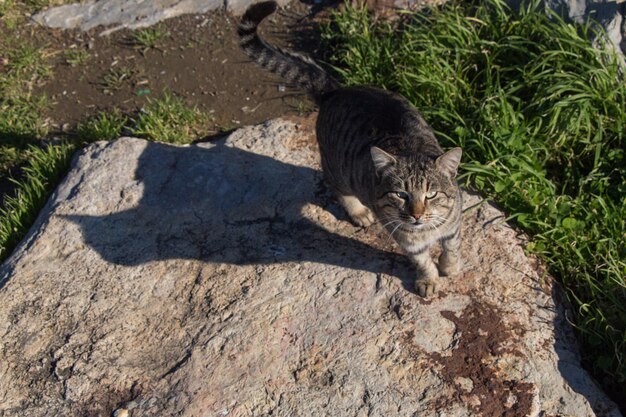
[113,409,129,417]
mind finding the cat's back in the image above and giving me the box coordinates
[316,85,441,156]
[318,86,415,130]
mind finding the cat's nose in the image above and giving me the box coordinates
[410,216,423,224]
[409,201,425,219]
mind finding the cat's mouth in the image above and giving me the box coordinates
[381,215,446,233]
[398,222,428,232]
[400,218,444,231]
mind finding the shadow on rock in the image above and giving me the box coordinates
[63,138,414,284]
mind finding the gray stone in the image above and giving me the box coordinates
[31,0,291,35]
[226,0,291,15]
[0,119,621,416]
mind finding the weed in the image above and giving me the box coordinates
[323,0,626,404]
[292,100,314,115]
[132,27,170,53]
[63,49,90,67]
[76,110,128,142]
[131,93,214,144]
[100,66,135,94]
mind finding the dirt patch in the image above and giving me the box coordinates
[10,2,324,134]
[0,1,327,210]
[430,301,534,416]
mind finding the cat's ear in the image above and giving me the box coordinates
[371,147,397,173]
[436,147,462,178]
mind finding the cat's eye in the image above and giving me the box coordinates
[394,191,409,200]
[425,190,438,199]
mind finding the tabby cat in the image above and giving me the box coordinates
[238,1,463,297]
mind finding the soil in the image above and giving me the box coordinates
[6,1,326,137]
[431,302,534,416]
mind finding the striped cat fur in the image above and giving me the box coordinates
[238,1,463,297]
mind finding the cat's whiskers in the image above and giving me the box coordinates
[375,215,403,229]
[425,215,447,224]
[386,222,404,244]
[425,218,445,230]
[381,219,402,229]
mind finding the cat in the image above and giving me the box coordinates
[238,0,463,297]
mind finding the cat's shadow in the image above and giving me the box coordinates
[64,136,415,290]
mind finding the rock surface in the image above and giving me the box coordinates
[31,0,291,35]
[0,119,621,417]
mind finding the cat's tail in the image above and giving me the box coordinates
[238,1,340,99]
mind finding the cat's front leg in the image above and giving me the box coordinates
[439,226,462,276]
[408,249,439,297]
[337,194,375,227]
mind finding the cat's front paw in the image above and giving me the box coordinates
[415,278,438,298]
[350,208,375,227]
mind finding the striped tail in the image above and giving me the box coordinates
[238,1,340,98]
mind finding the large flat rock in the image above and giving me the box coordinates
[0,119,621,416]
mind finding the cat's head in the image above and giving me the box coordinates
[371,147,462,231]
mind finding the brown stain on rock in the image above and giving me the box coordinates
[430,301,534,417]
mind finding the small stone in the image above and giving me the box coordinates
[454,376,473,392]
[113,409,129,417]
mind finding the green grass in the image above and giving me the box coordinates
[322,0,625,402]
[131,93,213,144]
[76,94,213,144]
[132,26,170,53]
[0,0,33,28]
[0,142,75,260]
[76,110,128,142]
[63,49,90,67]
[0,95,49,141]
[100,66,135,94]
[0,37,52,183]
[0,38,52,104]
